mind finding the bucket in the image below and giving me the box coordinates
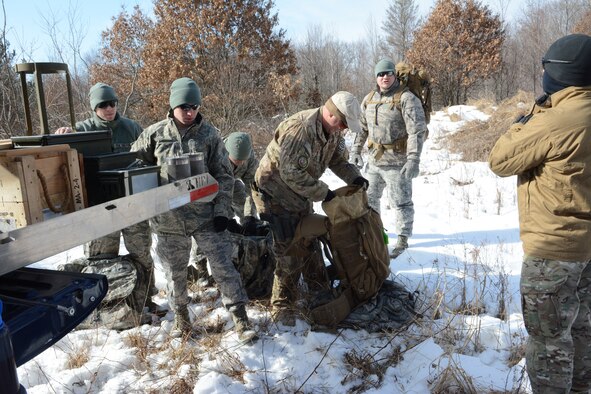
[165,156,190,181]
[184,152,205,175]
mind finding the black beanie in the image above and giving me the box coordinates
[543,34,591,87]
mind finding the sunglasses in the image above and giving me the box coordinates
[541,58,573,69]
[178,104,199,111]
[97,100,117,109]
[377,71,395,77]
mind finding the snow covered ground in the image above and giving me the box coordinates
[18,105,531,393]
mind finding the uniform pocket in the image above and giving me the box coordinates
[521,270,568,338]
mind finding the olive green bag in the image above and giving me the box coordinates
[289,185,390,327]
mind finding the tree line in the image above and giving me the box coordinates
[0,0,590,141]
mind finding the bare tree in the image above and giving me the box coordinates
[27,1,92,130]
[297,25,329,107]
[0,0,25,137]
[295,25,362,107]
[547,0,587,36]
[382,0,420,61]
[512,0,586,96]
[365,15,384,65]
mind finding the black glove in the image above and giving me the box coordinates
[352,176,369,190]
[213,216,229,232]
[226,218,243,234]
[242,216,258,236]
[324,190,336,202]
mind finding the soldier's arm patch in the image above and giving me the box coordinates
[337,137,346,155]
[297,154,309,170]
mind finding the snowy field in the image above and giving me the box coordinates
[19,105,531,393]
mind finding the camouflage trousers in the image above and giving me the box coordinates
[366,164,414,237]
[521,255,591,393]
[155,227,248,312]
[84,220,156,312]
[253,189,329,309]
[189,238,209,280]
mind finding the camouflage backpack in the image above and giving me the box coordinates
[191,222,276,300]
[395,62,433,125]
[59,255,138,305]
[229,225,275,300]
[339,279,419,332]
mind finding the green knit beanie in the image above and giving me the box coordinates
[374,59,396,77]
[169,77,202,109]
[225,131,252,161]
[89,83,118,110]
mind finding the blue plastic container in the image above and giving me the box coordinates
[0,299,21,394]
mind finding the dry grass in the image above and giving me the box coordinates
[65,346,89,369]
[195,315,226,349]
[430,355,478,394]
[444,91,534,162]
[508,342,526,368]
[124,332,152,366]
[162,335,201,375]
[214,349,247,383]
[169,378,194,394]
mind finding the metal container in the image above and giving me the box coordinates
[184,152,205,175]
[11,130,113,156]
[165,156,190,181]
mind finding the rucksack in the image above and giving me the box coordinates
[229,226,276,300]
[191,222,276,300]
[339,279,419,332]
[395,62,432,125]
[58,255,148,330]
[288,185,391,327]
[59,255,138,304]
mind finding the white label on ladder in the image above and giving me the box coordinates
[169,194,191,210]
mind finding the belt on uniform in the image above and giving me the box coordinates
[368,138,407,160]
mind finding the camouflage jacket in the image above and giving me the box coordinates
[76,113,143,153]
[353,85,427,166]
[489,86,591,262]
[255,107,361,213]
[231,148,259,218]
[131,114,234,235]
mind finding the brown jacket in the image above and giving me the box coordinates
[489,86,591,262]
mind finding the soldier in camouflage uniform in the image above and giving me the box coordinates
[254,91,368,326]
[350,59,428,259]
[55,83,156,325]
[131,78,256,342]
[189,131,260,279]
[225,132,259,226]
[489,34,591,393]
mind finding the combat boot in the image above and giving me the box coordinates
[171,304,192,337]
[271,306,296,327]
[390,235,408,259]
[231,304,258,343]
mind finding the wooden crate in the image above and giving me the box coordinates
[0,144,86,229]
